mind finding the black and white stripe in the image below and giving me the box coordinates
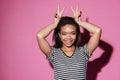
[47,44,91,80]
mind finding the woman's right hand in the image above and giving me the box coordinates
[36,5,65,57]
[54,4,65,26]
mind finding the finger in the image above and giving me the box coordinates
[60,7,65,15]
[76,4,80,13]
[71,6,75,14]
[80,11,82,16]
[57,4,60,14]
[54,13,57,18]
[76,5,78,12]
[78,14,80,18]
[78,11,82,18]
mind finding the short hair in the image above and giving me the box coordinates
[53,16,81,48]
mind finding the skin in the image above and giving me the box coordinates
[36,5,102,58]
[58,24,77,57]
[59,24,76,48]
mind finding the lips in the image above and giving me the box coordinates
[64,40,74,46]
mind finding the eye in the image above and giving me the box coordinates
[71,32,76,35]
[62,33,66,35]
[61,32,67,35]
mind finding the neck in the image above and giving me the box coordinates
[61,45,75,52]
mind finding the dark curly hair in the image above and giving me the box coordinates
[53,16,81,48]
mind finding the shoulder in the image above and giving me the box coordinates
[77,44,87,51]
[50,46,61,56]
[51,46,59,52]
[77,44,92,59]
[47,46,60,62]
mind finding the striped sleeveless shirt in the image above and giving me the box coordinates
[47,44,91,80]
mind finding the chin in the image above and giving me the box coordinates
[65,44,74,48]
[62,41,75,47]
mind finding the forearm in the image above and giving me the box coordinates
[77,20,101,34]
[37,23,56,39]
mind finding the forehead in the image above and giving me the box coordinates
[60,24,76,32]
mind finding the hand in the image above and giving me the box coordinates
[71,5,82,23]
[54,4,65,26]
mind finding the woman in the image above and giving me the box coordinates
[37,5,102,80]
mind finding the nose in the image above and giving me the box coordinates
[66,34,71,39]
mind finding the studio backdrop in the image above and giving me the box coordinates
[0,0,120,80]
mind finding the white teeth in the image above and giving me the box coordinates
[64,40,74,45]
[66,41,72,43]
[66,41,72,44]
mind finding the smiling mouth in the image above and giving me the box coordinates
[65,40,74,45]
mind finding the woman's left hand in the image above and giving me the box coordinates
[71,5,82,23]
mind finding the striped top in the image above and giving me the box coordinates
[47,44,91,80]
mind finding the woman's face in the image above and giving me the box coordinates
[59,24,77,47]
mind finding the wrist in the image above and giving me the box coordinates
[54,18,61,26]
[75,18,82,25]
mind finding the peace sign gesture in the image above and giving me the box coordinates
[54,4,65,26]
[71,5,82,23]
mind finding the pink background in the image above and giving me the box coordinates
[0,0,120,80]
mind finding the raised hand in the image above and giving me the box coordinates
[54,4,65,25]
[71,5,82,23]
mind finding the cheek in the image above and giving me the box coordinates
[71,35,77,39]
[60,35,66,40]
[58,33,64,40]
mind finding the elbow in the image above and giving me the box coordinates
[96,27,102,34]
[36,32,44,39]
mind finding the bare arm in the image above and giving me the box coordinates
[77,21,102,54]
[36,23,57,57]
[36,5,64,57]
[71,6,102,55]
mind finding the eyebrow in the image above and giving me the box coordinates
[61,31,76,33]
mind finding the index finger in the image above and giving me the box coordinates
[71,6,75,14]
